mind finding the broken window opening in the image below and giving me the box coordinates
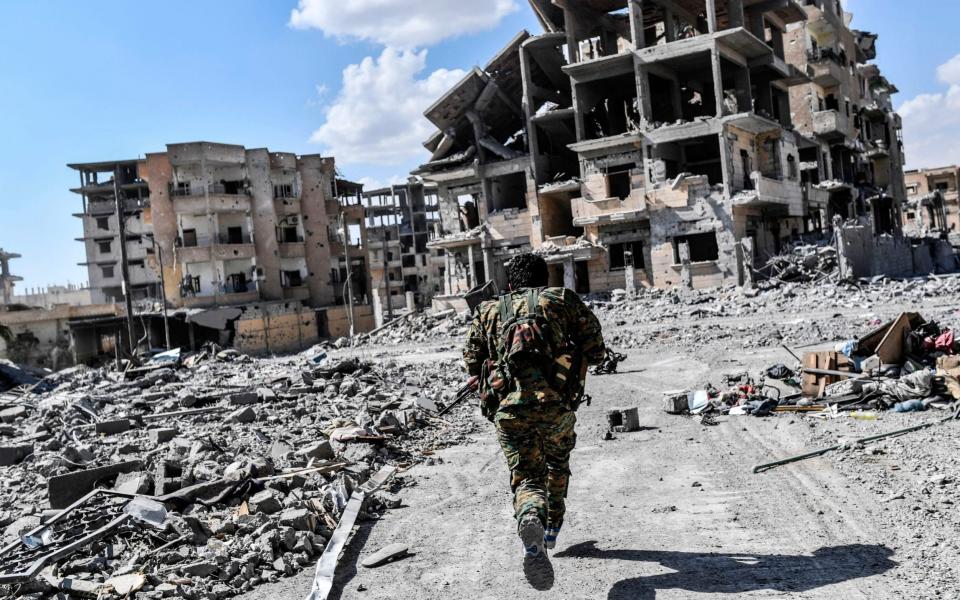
[672,232,719,264]
[281,270,303,288]
[226,273,248,294]
[101,265,115,278]
[98,241,112,255]
[96,217,110,231]
[607,169,633,200]
[279,227,301,243]
[609,240,645,270]
[488,172,527,213]
[579,72,640,140]
[181,229,198,248]
[274,184,295,199]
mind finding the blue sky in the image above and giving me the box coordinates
[0,1,956,290]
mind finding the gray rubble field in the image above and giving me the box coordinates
[0,275,959,599]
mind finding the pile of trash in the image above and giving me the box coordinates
[0,343,475,599]
[663,312,960,420]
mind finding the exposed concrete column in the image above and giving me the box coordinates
[563,258,575,290]
[482,246,494,286]
[718,132,734,199]
[624,251,637,295]
[444,253,453,296]
[728,0,744,28]
[635,63,653,126]
[706,0,718,33]
[519,43,542,187]
[663,7,677,42]
[679,242,693,289]
[405,291,416,312]
[628,0,644,49]
[372,289,383,329]
[467,244,477,288]
[740,238,754,289]
[711,45,726,117]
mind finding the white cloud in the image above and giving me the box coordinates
[898,53,960,169]
[356,175,409,191]
[309,48,466,166]
[289,0,519,48]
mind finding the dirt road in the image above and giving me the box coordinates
[244,343,926,600]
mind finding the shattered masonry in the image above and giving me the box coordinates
[64,143,376,363]
[903,165,960,239]
[417,0,953,308]
[0,249,23,306]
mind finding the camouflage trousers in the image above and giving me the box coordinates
[495,404,577,531]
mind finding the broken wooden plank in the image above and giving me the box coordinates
[303,465,398,600]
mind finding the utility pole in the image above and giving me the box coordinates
[145,234,171,350]
[113,166,136,356]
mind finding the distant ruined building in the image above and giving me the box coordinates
[416,0,954,308]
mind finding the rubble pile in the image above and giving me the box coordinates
[363,310,468,346]
[592,275,960,352]
[662,312,960,420]
[0,345,475,599]
[754,243,839,283]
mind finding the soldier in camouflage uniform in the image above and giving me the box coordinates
[463,254,605,584]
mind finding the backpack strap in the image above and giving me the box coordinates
[498,294,511,325]
[526,288,538,317]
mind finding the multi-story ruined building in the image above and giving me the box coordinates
[68,160,160,304]
[0,249,22,305]
[363,181,445,317]
[419,0,925,302]
[68,143,375,355]
[785,0,906,237]
[903,166,960,236]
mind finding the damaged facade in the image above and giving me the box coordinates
[68,161,160,305]
[903,165,960,238]
[417,0,945,302]
[0,250,22,306]
[362,181,445,320]
[67,143,376,359]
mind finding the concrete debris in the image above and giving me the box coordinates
[0,341,477,599]
[661,309,960,420]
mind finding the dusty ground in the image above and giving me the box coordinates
[242,291,960,600]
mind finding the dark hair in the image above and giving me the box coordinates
[507,253,549,290]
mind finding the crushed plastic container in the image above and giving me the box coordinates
[123,497,168,529]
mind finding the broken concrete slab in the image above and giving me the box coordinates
[47,460,142,509]
[0,443,33,466]
[229,391,259,406]
[227,406,257,424]
[299,440,335,461]
[95,419,131,435]
[248,490,282,515]
[113,471,153,495]
[148,428,178,444]
[0,405,27,423]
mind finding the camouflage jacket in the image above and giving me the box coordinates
[463,286,606,409]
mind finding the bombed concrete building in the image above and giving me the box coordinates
[417,0,938,301]
[784,0,907,237]
[66,143,376,359]
[0,249,22,305]
[363,181,445,319]
[68,161,160,305]
[903,166,960,237]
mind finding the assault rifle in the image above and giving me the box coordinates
[435,378,480,417]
